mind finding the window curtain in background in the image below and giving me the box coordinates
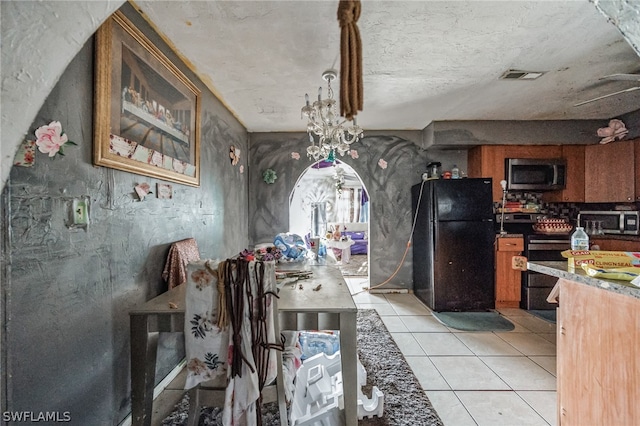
[359,188,368,223]
[336,188,366,223]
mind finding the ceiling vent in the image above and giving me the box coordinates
[500,69,545,80]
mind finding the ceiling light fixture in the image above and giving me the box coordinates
[302,69,363,162]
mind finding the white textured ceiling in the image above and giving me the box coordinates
[135,1,640,132]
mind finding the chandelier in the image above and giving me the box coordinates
[302,69,363,162]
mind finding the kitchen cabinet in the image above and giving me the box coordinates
[468,146,506,201]
[557,278,640,425]
[543,145,585,203]
[468,145,563,201]
[494,236,523,308]
[636,138,640,200]
[584,139,636,202]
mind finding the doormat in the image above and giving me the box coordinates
[432,311,515,332]
[161,309,444,425]
[529,309,556,324]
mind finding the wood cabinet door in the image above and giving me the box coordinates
[544,145,585,202]
[558,279,640,425]
[585,140,635,202]
[468,145,506,201]
[635,139,640,201]
[494,237,523,308]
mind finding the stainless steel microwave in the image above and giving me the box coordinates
[578,210,640,235]
[505,158,566,191]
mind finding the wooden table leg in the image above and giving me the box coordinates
[340,311,358,425]
[130,314,159,426]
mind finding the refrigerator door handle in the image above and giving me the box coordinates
[431,183,438,261]
[433,222,438,261]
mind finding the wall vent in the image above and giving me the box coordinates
[500,69,545,80]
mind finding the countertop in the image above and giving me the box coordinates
[527,261,640,300]
[494,233,640,242]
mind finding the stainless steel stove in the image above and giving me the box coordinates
[496,213,571,310]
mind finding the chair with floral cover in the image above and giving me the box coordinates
[184,258,286,426]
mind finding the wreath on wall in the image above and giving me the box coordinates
[262,169,277,184]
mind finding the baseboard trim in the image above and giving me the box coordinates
[369,288,409,294]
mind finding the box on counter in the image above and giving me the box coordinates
[562,250,640,272]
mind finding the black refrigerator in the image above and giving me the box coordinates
[411,178,495,312]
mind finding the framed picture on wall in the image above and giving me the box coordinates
[94,11,201,187]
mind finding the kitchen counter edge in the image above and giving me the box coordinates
[527,261,640,300]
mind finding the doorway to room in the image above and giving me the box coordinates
[289,160,370,277]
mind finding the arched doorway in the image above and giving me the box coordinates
[289,160,370,279]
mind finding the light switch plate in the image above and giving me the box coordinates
[72,198,89,225]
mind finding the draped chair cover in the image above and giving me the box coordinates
[184,260,228,390]
[162,238,201,290]
[184,259,279,426]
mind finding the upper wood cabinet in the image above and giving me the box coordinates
[543,145,585,203]
[468,145,562,201]
[584,140,637,202]
[635,139,640,201]
[469,140,640,203]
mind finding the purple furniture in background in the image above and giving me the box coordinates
[342,231,367,255]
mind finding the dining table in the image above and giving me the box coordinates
[129,261,358,425]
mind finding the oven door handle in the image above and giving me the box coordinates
[527,243,569,250]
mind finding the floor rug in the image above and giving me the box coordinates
[432,311,515,332]
[161,309,443,425]
[339,254,368,276]
[529,309,557,324]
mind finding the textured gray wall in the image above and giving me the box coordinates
[247,132,467,289]
[423,119,608,148]
[0,4,249,424]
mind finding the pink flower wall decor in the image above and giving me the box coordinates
[378,158,388,169]
[291,152,300,160]
[34,121,76,157]
[349,150,359,159]
[597,119,628,144]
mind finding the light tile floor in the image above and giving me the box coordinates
[343,276,557,426]
[154,275,557,425]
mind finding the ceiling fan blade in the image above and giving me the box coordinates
[573,86,640,107]
[600,73,640,81]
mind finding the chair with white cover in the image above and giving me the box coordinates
[183,258,287,426]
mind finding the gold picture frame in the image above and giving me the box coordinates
[94,11,200,187]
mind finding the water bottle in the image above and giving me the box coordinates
[571,226,589,251]
[451,165,460,179]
